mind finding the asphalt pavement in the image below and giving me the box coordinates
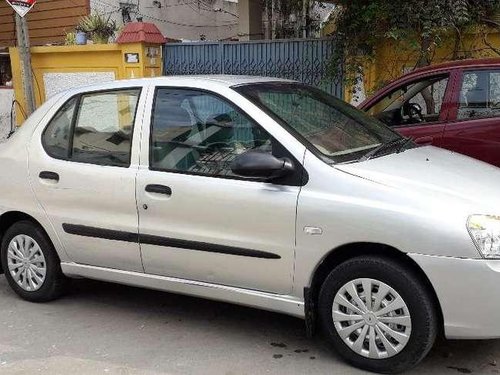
[0,277,498,375]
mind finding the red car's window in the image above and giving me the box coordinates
[458,70,500,120]
[368,75,449,128]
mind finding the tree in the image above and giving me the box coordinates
[329,0,500,88]
[262,0,329,39]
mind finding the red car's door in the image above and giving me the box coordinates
[363,70,459,147]
[443,68,500,166]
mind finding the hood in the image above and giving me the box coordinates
[336,146,500,211]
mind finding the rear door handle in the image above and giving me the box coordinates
[39,171,60,182]
[145,184,172,196]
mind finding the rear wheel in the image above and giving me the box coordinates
[318,256,437,374]
[1,221,67,302]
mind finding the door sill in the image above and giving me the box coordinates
[61,263,305,318]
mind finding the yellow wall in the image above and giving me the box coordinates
[9,42,163,124]
[357,30,500,101]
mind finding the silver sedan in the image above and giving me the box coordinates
[0,76,499,373]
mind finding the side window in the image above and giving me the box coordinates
[368,76,449,127]
[72,90,140,167]
[150,88,272,177]
[458,71,500,120]
[42,89,140,167]
[43,97,77,159]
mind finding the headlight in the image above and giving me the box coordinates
[468,215,500,259]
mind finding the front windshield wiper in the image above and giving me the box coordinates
[396,137,414,153]
[359,137,410,162]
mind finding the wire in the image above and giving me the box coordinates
[13,99,27,119]
[92,0,237,28]
[9,99,15,137]
[8,99,27,137]
[183,0,239,18]
[135,10,238,28]
[31,67,42,106]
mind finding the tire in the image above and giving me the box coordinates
[1,221,67,302]
[318,256,437,374]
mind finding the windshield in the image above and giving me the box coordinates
[234,82,402,163]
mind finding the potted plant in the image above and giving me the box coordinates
[75,25,88,45]
[79,13,117,44]
[65,31,76,45]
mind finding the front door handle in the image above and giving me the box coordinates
[145,184,172,196]
[39,171,60,182]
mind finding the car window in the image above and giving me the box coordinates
[257,90,383,157]
[458,70,500,120]
[43,97,78,159]
[236,83,401,164]
[367,76,449,127]
[150,88,272,177]
[72,89,140,167]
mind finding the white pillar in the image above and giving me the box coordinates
[238,0,263,41]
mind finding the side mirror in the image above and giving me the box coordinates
[231,151,295,180]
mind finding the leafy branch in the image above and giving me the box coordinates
[328,0,500,86]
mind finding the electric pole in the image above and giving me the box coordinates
[15,13,36,116]
[302,0,309,38]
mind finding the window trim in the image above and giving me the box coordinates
[42,87,143,168]
[148,86,308,187]
[366,73,451,129]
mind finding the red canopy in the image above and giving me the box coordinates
[116,22,166,44]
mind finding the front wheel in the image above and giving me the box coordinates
[1,221,68,302]
[318,256,438,374]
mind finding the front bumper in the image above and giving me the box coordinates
[410,253,500,339]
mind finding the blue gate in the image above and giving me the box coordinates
[163,38,342,97]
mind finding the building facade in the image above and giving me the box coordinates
[90,0,239,41]
[0,0,89,48]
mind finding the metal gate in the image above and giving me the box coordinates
[163,38,342,97]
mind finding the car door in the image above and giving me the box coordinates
[136,86,305,294]
[365,72,455,147]
[443,68,500,166]
[28,87,146,272]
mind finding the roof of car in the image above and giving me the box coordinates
[405,58,500,78]
[177,75,296,86]
[359,57,500,109]
[57,75,296,98]
[71,75,293,91]
[411,57,500,74]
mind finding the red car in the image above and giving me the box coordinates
[360,58,500,166]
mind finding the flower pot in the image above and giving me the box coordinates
[92,34,109,44]
[75,31,87,45]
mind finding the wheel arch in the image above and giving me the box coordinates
[0,211,55,274]
[306,242,444,336]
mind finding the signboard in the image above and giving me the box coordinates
[5,0,36,17]
[125,53,139,64]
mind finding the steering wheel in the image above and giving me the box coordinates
[402,102,425,123]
